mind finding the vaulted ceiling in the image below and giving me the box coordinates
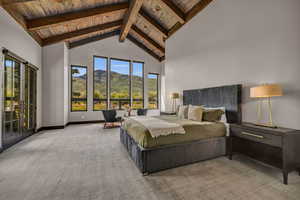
[0,0,214,62]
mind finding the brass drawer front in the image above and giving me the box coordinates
[231,127,282,147]
[241,131,264,139]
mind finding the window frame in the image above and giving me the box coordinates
[89,55,155,111]
[93,56,108,111]
[109,57,131,110]
[70,65,88,112]
[147,73,159,110]
[131,60,145,109]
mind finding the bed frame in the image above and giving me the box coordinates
[120,84,242,174]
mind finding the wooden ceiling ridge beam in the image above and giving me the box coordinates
[69,29,120,49]
[127,34,162,62]
[27,2,129,30]
[168,0,214,38]
[138,8,168,38]
[159,0,185,24]
[131,25,164,53]
[42,20,123,46]
[119,0,143,42]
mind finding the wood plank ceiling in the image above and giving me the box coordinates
[0,0,214,62]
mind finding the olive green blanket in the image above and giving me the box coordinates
[122,115,226,148]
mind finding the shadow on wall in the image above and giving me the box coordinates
[243,82,300,104]
[282,82,300,99]
[165,83,300,126]
[242,82,300,126]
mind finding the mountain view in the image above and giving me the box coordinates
[72,68,158,111]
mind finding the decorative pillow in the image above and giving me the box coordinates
[188,105,204,121]
[202,109,225,122]
[177,105,188,119]
[203,106,227,123]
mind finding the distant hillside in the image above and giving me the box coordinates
[72,70,157,99]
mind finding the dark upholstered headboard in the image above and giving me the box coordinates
[183,85,242,124]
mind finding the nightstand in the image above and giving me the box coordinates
[228,122,300,185]
[160,111,176,115]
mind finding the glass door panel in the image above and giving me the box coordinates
[23,66,37,135]
[3,56,22,147]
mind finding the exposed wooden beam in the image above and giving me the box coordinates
[127,34,162,62]
[138,8,168,38]
[42,20,122,46]
[168,0,214,38]
[1,4,42,45]
[168,22,182,37]
[1,0,37,5]
[119,0,143,42]
[27,2,129,30]
[69,30,120,49]
[131,25,165,53]
[159,0,185,24]
[185,0,214,21]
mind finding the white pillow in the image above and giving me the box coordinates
[187,105,204,122]
[203,106,227,123]
[177,105,188,119]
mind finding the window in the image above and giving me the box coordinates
[132,62,144,109]
[148,73,159,109]
[110,59,130,110]
[77,56,158,111]
[71,65,87,111]
[93,57,108,110]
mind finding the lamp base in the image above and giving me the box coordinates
[253,123,278,129]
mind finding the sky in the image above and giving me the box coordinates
[148,73,158,79]
[72,66,86,77]
[94,57,143,77]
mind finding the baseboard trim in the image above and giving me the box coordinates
[36,127,43,132]
[37,120,104,132]
[67,120,104,125]
[38,125,65,131]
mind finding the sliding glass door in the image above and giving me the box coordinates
[3,56,22,147]
[2,55,37,148]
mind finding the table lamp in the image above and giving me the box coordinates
[250,84,282,128]
[171,92,180,112]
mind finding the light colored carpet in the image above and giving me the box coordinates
[0,123,299,200]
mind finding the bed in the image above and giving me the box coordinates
[120,84,242,174]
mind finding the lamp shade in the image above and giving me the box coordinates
[250,84,283,98]
[171,92,180,99]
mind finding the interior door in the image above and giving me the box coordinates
[3,56,22,147]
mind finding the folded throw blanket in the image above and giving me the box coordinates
[128,116,186,138]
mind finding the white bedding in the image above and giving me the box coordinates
[223,123,230,137]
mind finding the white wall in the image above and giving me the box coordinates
[165,0,300,129]
[63,44,69,125]
[42,42,69,127]
[0,7,42,148]
[69,36,163,122]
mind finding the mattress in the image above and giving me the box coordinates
[122,115,226,148]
